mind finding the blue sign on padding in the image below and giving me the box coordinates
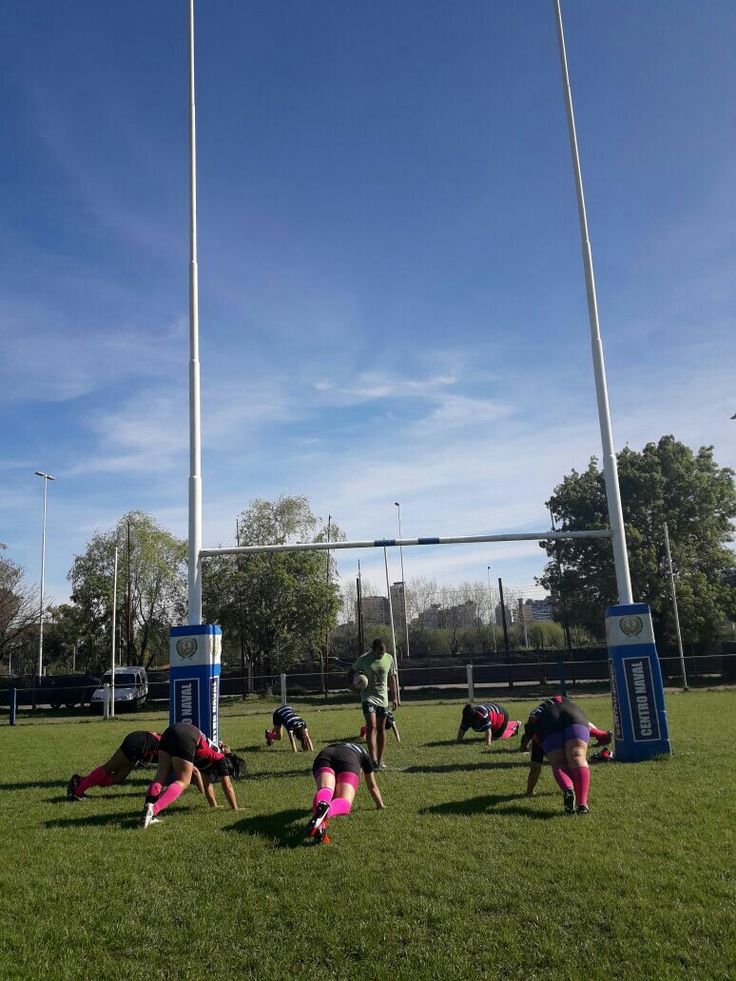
[606,604,671,762]
[622,656,660,741]
[169,624,221,740]
[173,677,201,729]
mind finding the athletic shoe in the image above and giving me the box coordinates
[305,800,330,838]
[66,774,87,802]
[563,788,576,815]
[376,761,387,771]
[594,731,612,747]
[265,729,274,747]
[511,720,521,737]
[312,819,331,844]
[140,802,157,829]
[576,804,590,816]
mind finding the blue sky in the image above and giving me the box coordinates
[1,1,734,608]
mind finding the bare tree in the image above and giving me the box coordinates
[0,544,40,675]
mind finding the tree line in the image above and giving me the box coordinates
[1,436,734,677]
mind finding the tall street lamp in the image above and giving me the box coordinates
[394,502,411,660]
[35,471,55,677]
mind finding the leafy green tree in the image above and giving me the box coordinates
[203,496,342,675]
[66,512,186,670]
[539,436,736,646]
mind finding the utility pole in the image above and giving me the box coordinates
[498,577,510,655]
[126,519,133,664]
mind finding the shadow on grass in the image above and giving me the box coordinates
[0,780,66,791]
[224,808,307,849]
[421,741,523,754]
[247,767,312,781]
[420,794,558,820]
[45,810,141,830]
[403,761,528,774]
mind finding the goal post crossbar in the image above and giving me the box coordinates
[200,528,612,560]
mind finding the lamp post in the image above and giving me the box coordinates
[35,471,55,678]
[394,502,411,660]
[487,565,497,653]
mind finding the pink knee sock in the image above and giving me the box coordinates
[145,781,163,804]
[312,787,334,812]
[501,720,521,740]
[552,766,574,791]
[327,797,352,818]
[78,767,115,793]
[571,766,590,807]
[589,724,609,740]
[152,782,184,816]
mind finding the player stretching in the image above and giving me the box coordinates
[521,695,592,815]
[67,730,161,801]
[352,638,398,770]
[139,722,246,829]
[456,703,521,747]
[265,705,314,752]
[306,742,384,845]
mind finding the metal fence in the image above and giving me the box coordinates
[3,650,736,723]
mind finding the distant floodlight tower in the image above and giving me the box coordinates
[394,502,411,659]
[187,0,203,624]
[35,471,55,677]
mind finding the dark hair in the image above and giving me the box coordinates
[371,638,384,652]
[225,753,247,780]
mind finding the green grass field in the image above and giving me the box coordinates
[1,691,735,980]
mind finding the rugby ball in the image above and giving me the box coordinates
[352,673,369,692]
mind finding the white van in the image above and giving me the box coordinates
[91,666,148,711]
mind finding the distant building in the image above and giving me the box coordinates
[524,598,554,622]
[439,600,478,630]
[390,581,407,630]
[360,595,390,626]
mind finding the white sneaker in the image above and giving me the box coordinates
[140,803,156,829]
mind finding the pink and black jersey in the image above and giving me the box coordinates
[460,703,509,735]
[120,730,161,765]
[160,723,230,778]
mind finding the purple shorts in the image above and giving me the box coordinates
[542,724,590,754]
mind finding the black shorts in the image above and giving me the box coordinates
[490,708,509,738]
[535,700,588,741]
[313,746,362,779]
[362,703,390,721]
[160,723,199,763]
[120,731,158,764]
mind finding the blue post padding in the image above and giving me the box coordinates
[606,604,671,761]
[169,624,222,741]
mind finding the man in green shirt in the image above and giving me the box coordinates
[352,638,398,770]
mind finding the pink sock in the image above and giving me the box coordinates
[589,724,608,739]
[312,787,334,812]
[327,797,352,818]
[152,782,184,816]
[552,766,574,791]
[571,766,590,807]
[78,767,115,793]
[146,781,163,803]
[500,720,521,740]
